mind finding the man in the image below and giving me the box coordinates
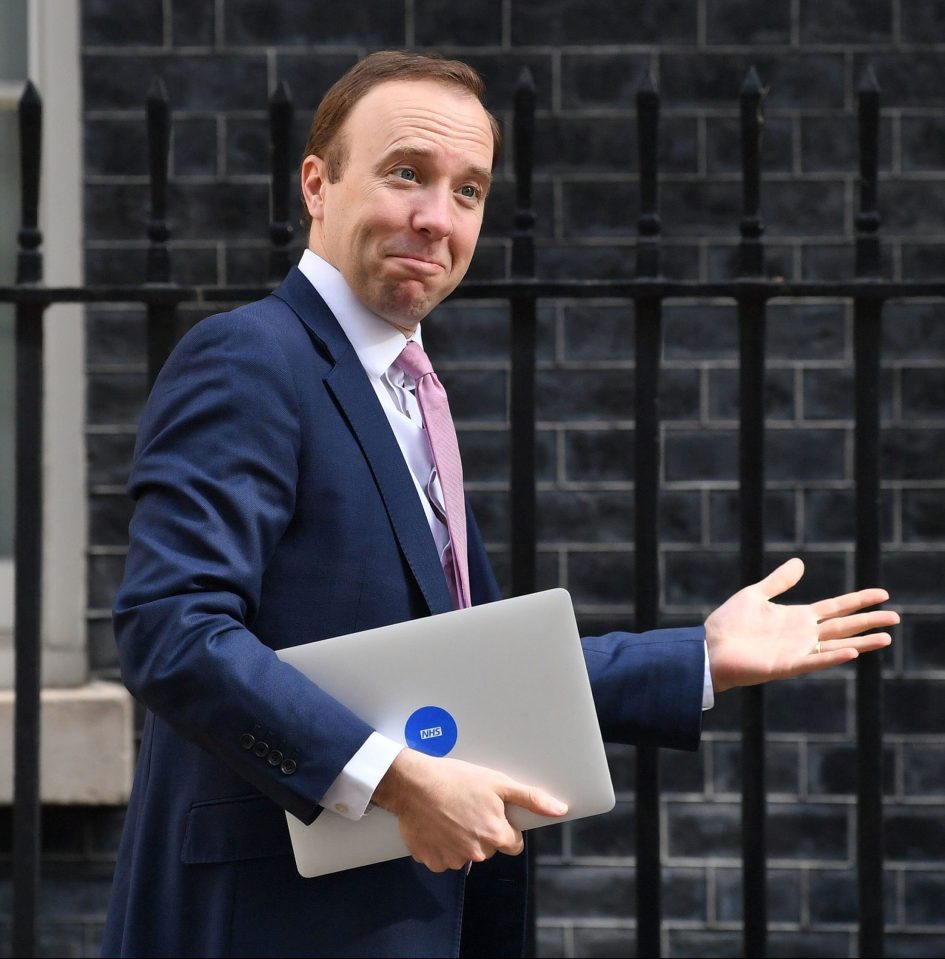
[101,51,897,958]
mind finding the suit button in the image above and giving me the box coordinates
[280,758,297,775]
[253,741,270,758]
[240,733,255,750]
[267,749,284,767]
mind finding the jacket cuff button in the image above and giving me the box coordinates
[267,749,284,767]
[280,758,297,775]
[252,741,270,758]
[240,733,255,750]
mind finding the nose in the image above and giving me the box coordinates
[411,186,453,240]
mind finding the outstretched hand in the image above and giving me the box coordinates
[704,557,898,694]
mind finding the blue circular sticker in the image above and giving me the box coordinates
[404,706,458,757]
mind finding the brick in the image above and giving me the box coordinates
[571,925,635,958]
[663,549,740,605]
[666,929,744,956]
[84,119,148,176]
[534,926,565,958]
[278,52,362,115]
[225,117,269,176]
[480,179,555,240]
[87,553,128,609]
[712,739,801,794]
[568,550,634,604]
[801,114,894,174]
[89,493,135,548]
[904,871,945,923]
[661,867,708,920]
[86,433,136,488]
[768,803,851,859]
[535,864,635,919]
[802,366,894,421]
[662,367,702,420]
[661,744,706,793]
[803,488,896,544]
[885,551,945,603]
[225,244,286,286]
[414,0,503,46]
[84,247,148,286]
[562,180,639,238]
[705,115,793,175]
[83,53,269,111]
[767,676,852,734]
[706,366,796,421]
[901,615,945,671]
[800,0,892,42]
[715,867,802,922]
[901,243,945,280]
[706,242,797,281]
[768,303,848,360]
[442,368,507,423]
[858,53,945,107]
[884,302,945,359]
[535,242,698,282]
[659,180,742,237]
[902,367,945,418]
[766,428,848,481]
[885,806,945,861]
[881,427,945,480]
[664,428,739,481]
[171,0,215,47]
[536,368,634,421]
[563,426,635,482]
[663,304,738,359]
[660,53,846,109]
[562,304,634,362]
[767,931,856,957]
[86,308,147,365]
[87,619,120,673]
[87,371,148,427]
[666,800,740,857]
[560,53,652,110]
[531,822,564,857]
[706,0,792,44]
[450,52,555,114]
[808,868,898,924]
[421,302,511,361]
[511,0,696,45]
[808,742,897,795]
[569,800,634,856]
[886,678,945,734]
[173,117,218,176]
[538,490,634,543]
[170,181,270,241]
[83,0,163,46]
[224,0,404,46]
[901,0,945,42]
[766,180,849,237]
[659,489,703,544]
[903,488,945,543]
[85,184,149,241]
[881,178,945,236]
[708,489,797,544]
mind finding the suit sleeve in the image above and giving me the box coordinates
[113,308,373,825]
[582,627,707,750]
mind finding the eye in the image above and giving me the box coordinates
[393,167,417,182]
[458,184,482,200]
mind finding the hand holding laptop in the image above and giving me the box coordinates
[373,749,569,873]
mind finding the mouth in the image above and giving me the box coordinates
[385,253,447,276]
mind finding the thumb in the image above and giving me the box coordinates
[755,557,805,600]
[501,781,568,818]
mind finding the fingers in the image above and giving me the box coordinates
[812,587,892,621]
[501,782,568,819]
[816,632,893,656]
[818,608,900,641]
[755,557,805,599]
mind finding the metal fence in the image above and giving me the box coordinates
[2,65,940,959]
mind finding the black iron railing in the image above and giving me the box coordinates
[2,65,938,959]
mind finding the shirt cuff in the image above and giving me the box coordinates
[319,732,405,821]
[702,641,715,711]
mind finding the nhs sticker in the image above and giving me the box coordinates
[405,706,457,757]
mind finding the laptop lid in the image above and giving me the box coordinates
[275,588,615,877]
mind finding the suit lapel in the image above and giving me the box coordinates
[272,268,454,617]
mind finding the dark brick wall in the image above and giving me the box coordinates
[59,0,945,956]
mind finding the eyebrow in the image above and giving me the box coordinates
[381,143,493,192]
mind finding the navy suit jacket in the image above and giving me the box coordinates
[101,267,706,958]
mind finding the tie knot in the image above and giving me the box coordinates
[394,340,433,381]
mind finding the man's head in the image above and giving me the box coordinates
[300,52,501,331]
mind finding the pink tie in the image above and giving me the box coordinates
[395,341,471,610]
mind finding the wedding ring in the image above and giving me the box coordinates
[814,640,822,655]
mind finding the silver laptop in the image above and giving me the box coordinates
[275,588,615,877]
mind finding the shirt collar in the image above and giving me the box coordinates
[298,249,422,380]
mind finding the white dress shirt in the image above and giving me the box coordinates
[297,250,713,821]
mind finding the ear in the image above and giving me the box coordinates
[301,154,329,223]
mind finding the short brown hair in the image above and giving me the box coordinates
[299,50,502,228]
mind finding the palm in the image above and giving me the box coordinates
[704,558,897,693]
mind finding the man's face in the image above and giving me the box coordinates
[302,79,494,332]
